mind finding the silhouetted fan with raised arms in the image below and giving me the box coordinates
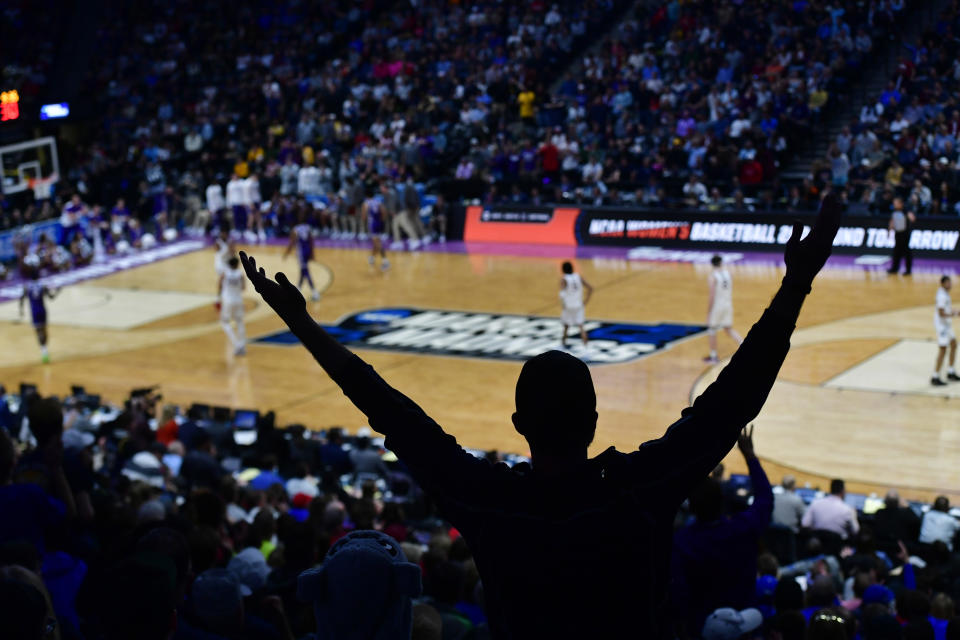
[240,193,843,638]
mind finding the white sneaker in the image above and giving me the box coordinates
[368,255,376,266]
[234,345,247,356]
[439,235,446,243]
[390,241,404,250]
[381,259,390,271]
[311,290,320,301]
[358,232,368,241]
[409,240,421,251]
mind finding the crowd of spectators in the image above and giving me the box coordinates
[50,0,623,238]
[810,4,960,218]
[4,378,960,639]
[463,0,909,210]
[0,1,67,114]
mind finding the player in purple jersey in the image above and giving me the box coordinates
[18,270,60,363]
[364,186,389,271]
[283,210,320,301]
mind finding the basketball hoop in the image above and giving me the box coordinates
[28,175,54,201]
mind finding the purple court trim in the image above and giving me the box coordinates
[0,238,206,303]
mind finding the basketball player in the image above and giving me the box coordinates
[18,270,60,364]
[283,211,321,301]
[560,261,593,347]
[932,275,959,386]
[219,256,247,356]
[213,229,235,305]
[705,255,744,363]
[225,173,248,237]
[364,187,389,271]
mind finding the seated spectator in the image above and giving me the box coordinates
[873,490,921,552]
[180,431,224,490]
[802,479,860,540]
[773,475,806,533]
[349,436,388,479]
[919,496,960,550]
[298,530,421,639]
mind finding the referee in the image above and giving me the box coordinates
[887,197,915,276]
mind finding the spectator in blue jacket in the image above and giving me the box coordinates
[671,425,774,636]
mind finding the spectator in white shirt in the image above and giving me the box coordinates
[297,165,321,197]
[582,158,603,183]
[682,175,708,205]
[920,496,960,550]
[801,479,859,539]
[772,475,806,532]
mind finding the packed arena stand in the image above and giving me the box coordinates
[4,380,960,639]
[460,0,909,209]
[60,0,626,229]
[814,3,960,217]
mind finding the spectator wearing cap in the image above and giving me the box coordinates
[701,607,763,640]
[802,479,859,540]
[772,475,806,533]
[298,530,421,640]
[919,496,960,551]
[671,427,773,634]
[228,547,272,595]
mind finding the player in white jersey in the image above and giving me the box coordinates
[225,174,248,234]
[932,275,959,386]
[205,181,226,232]
[243,174,267,243]
[213,229,236,302]
[705,255,743,363]
[218,256,247,356]
[559,261,593,347]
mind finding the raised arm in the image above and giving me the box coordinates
[636,193,842,500]
[239,252,488,497]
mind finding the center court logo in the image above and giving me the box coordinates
[255,308,705,365]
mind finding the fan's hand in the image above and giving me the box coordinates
[240,251,307,322]
[737,424,756,460]
[783,191,842,288]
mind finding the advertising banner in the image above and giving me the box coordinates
[463,205,579,245]
[575,209,960,257]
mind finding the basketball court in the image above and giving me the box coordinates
[1,241,958,502]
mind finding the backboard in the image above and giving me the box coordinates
[0,136,60,196]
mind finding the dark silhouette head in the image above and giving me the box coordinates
[512,350,597,454]
[228,256,239,269]
[561,261,573,275]
[830,479,845,496]
[711,254,722,267]
[688,478,724,523]
[934,496,950,512]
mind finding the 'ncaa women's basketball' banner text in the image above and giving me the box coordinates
[461,205,960,256]
[577,209,960,256]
